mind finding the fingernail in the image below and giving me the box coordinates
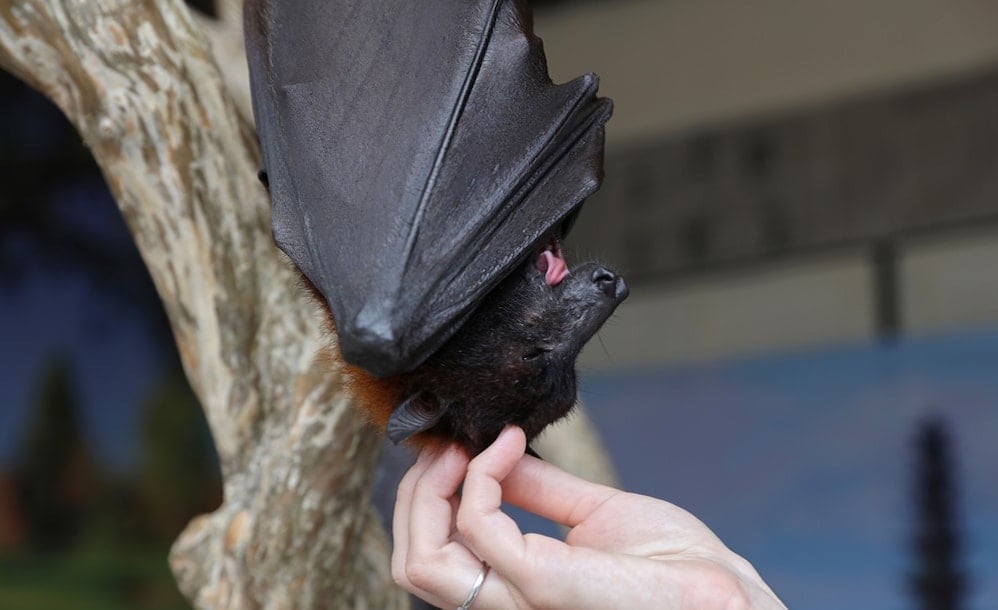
[500,425,524,443]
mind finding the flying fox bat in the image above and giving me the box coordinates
[244,0,627,454]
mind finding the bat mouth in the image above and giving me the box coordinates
[535,237,569,286]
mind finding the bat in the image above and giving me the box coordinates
[244,0,627,453]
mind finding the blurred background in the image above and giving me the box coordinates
[2,0,997,608]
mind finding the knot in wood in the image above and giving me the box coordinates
[92,86,134,143]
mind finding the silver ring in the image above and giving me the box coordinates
[456,562,489,610]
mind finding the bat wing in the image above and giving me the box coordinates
[245,0,612,377]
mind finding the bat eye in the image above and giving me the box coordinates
[522,348,548,361]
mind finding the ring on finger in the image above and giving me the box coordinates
[456,562,489,610]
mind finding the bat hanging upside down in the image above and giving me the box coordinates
[244,0,626,454]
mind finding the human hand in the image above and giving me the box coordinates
[392,426,786,609]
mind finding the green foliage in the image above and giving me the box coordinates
[16,354,99,550]
[0,543,189,610]
[136,371,222,543]
[6,359,219,608]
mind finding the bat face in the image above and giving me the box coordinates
[383,239,629,454]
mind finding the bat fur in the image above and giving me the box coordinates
[313,236,627,455]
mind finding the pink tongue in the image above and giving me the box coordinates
[541,249,569,286]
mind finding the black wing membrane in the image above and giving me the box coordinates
[245,0,612,376]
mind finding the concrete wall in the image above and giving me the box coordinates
[568,67,998,279]
[902,228,998,333]
[532,1,998,370]
[578,248,876,370]
[580,227,998,371]
[535,0,998,143]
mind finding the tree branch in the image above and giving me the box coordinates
[0,1,403,607]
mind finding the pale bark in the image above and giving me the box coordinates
[0,1,403,608]
[192,0,252,122]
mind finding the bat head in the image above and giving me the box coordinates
[385,237,628,454]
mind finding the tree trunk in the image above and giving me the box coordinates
[0,1,404,607]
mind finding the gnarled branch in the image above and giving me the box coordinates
[0,1,403,607]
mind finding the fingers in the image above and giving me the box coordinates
[394,428,594,609]
[407,444,468,556]
[501,452,620,529]
[393,430,788,610]
[456,427,534,574]
[393,442,518,608]
[390,445,437,586]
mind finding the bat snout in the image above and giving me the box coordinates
[591,267,629,303]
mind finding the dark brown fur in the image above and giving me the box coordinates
[340,257,627,455]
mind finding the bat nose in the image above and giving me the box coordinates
[591,267,629,302]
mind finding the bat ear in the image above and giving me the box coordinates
[386,393,447,444]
